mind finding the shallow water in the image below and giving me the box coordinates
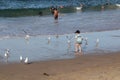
[0,30,120,63]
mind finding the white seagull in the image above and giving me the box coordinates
[48,36,51,40]
[67,40,71,44]
[76,6,82,10]
[96,38,99,43]
[20,56,23,62]
[4,49,10,63]
[4,52,8,58]
[116,4,120,7]
[24,57,29,64]
[4,49,10,58]
[47,36,51,44]
[25,34,30,40]
[75,4,83,10]
[96,38,99,47]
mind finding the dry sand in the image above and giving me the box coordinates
[0,52,120,80]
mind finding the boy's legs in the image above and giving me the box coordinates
[75,43,79,52]
[78,44,82,53]
[75,43,83,55]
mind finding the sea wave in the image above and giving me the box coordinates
[0,4,119,17]
[0,0,120,17]
[0,0,120,9]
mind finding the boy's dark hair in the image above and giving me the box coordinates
[75,30,80,33]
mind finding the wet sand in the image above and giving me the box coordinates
[0,51,120,80]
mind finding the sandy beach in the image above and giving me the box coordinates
[0,51,120,80]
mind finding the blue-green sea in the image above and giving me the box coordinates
[0,0,120,17]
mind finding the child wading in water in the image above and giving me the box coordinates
[75,30,83,55]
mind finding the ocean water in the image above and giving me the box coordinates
[0,8,120,37]
[0,0,120,63]
[0,0,120,37]
[0,0,120,17]
[0,0,120,9]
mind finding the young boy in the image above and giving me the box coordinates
[75,30,83,54]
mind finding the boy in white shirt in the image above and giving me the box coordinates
[75,30,83,54]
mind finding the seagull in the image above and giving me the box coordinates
[4,53,9,63]
[48,36,51,40]
[20,56,23,62]
[67,39,71,49]
[76,7,82,10]
[6,49,10,53]
[96,38,99,47]
[67,39,71,45]
[4,52,8,58]
[24,57,29,64]
[47,36,51,44]
[85,37,88,45]
[4,49,10,63]
[116,4,120,7]
[75,4,83,10]
[4,49,10,58]
[25,34,30,41]
[67,40,71,44]
[96,38,99,43]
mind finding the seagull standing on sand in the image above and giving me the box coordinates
[4,49,10,57]
[4,52,9,58]
[20,56,23,62]
[4,49,10,63]
[24,57,29,64]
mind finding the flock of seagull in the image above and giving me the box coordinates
[4,48,29,64]
[2,33,100,64]
[3,34,30,64]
